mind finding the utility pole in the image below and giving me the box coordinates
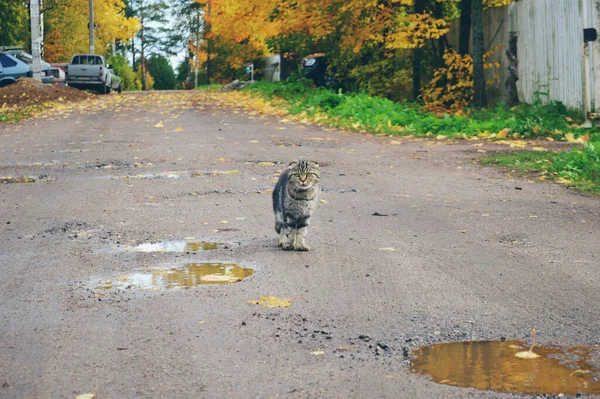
[141,5,146,91]
[30,0,42,81]
[89,0,95,54]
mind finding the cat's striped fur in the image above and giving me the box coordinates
[272,160,320,251]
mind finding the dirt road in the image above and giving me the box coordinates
[1,91,599,399]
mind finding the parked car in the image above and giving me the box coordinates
[301,53,328,87]
[108,66,122,93]
[66,54,114,94]
[50,63,68,85]
[6,50,54,84]
[0,52,31,87]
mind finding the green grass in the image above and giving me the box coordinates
[0,104,47,124]
[195,84,224,91]
[480,143,600,193]
[245,80,596,140]
[245,80,600,193]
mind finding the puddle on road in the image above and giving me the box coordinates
[410,340,600,395]
[122,169,238,180]
[96,262,254,290]
[122,240,225,253]
[0,176,36,184]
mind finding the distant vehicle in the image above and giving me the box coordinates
[66,54,114,94]
[108,66,122,93]
[50,63,67,85]
[301,53,328,87]
[5,50,54,84]
[301,53,339,89]
[0,52,31,87]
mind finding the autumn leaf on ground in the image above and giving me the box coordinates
[311,349,325,356]
[257,161,275,166]
[515,350,540,359]
[515,328,540,358]
[175,127,183,131]
[153,121,164,128]
[496,128,510,139]
[247,296,292,308]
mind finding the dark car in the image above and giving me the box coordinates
[301,53,328,87]
[301,53,339,89]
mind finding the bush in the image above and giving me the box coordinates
[106,55,136,91]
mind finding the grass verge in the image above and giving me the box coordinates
[480,143,600,193]
[244,80,600,193]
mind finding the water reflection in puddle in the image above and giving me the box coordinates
[122,169,238,180]
[122,240,224,252]
[96,262,254,290]
[410,340,600,395]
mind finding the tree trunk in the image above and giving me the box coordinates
[459,0,472,55]
[505,32,519,107]
[472,0,487,107]
[141,10,146,91]
[206,0,211,85]
[434,1,448,67]
[412,0,426,100]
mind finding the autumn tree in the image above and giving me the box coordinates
[128,0,169,89]
[0,0,29,47]
[472,0,487,107]
[44,0,139,62]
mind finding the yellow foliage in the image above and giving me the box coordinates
[422,45,502,112]
[135,66,154,90]
[44,0,139,63]
[485,0,515,8]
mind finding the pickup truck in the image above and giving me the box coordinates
[66,54,115,94]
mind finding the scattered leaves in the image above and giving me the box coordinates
[247,296,292,308]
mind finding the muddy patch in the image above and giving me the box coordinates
[119,240,229,253]
[95,262,254,290]
[410,340,600,395]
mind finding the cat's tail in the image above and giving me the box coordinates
[275,221,282,234]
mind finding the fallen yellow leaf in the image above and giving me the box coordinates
[247,296,292,308]
[515,351,540,359]
[154,121,164,128]
[311,349,325,356]
[319,199,329,204]
[258,161,275,166]
[496,128,510,139]
[76,394,96,399]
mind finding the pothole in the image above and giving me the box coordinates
[410,340,600,395]
[122,169,238,180]
[95,262,254,290]
[120,240,227,252]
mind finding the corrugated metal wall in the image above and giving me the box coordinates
[510,0,584,109]
[448,0,588,110]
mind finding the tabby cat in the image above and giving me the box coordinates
[272,160,321,251]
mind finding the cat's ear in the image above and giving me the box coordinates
[308,160,319,167]
[288,160,298,168]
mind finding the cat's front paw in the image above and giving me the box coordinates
[281,242,295,250]
[294,242,310,251]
